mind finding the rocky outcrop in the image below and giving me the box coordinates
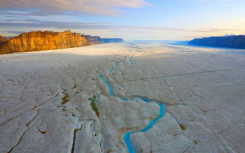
[0,36,8,53]
[84,35,103,45]
[0,30,88,54]
[0,30,125,55]
[102,38,124,43]
[0,35,9,43]
[188,35,245,49]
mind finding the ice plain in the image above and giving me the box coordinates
[0,43,245,153]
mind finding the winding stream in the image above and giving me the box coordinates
[128,58,134,66]
[99,60,165,153]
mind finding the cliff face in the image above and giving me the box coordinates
[0,30,88,54]
[84,35,103,45]
[0,36,8,53]
[102,38,124,43]
[0,30,125,55]
[0,35,9,43]
[188,36,245,49]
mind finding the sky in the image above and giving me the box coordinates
[0,0,245,40]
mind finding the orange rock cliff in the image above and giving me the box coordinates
[0,35,9,43]
[0,30,88,54]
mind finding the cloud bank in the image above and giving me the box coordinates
[0,0,148,16]
[0,19,239,33]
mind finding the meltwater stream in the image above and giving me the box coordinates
[99,63,165,153]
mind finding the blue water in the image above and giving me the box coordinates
[120,97,129,101]
[123,103,164,153]
[141,104,164,132]
[123,132,136,153]
[129,59,133,66]
[138,97,150,102]
[120,97,150,102]
[99,74,114,96]
[109,67,115,73]
[99,65,165,153]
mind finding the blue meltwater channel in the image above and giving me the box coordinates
[123,103,164,153]
[99,67,165,153]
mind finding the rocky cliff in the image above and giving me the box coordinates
[102,38,124,43]
[0,30,88,54]
[84,35,103,45]
[0,35,9,43]
[188,35,245,49]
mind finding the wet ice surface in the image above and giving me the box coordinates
[0,43,245,153]
[99,61,165,153]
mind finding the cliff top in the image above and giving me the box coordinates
[191,35,245,40]
[189,35,245,49]
[14,29,76,38]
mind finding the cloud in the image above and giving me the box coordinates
[3,31,25,35]
[0,19,187,31]
[0,19,241,34]
[193,28,241,32]
[0,0,148,16]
